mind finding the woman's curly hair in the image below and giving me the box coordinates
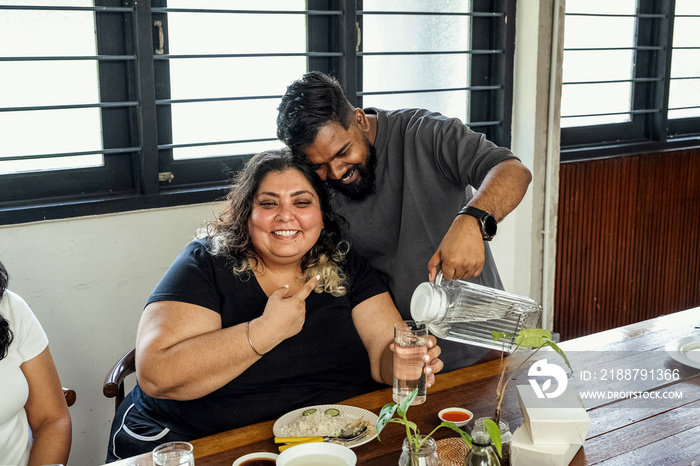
[199,148,350,296]
[0,261,14,361]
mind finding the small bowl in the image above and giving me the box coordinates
[232,451,278,466]
[276,442,356,466]
[438,407,474,427]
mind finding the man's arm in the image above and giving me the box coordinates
[428,159,532,282]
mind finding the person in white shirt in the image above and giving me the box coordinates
[0,260,71,466]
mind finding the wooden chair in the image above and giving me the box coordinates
[103,348,136,412]
[62,387,76,407]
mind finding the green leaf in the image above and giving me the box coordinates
[376,402,399,439]
[491,331,513,342]
[404,420,418,433]
[483,418,502,457]
[396,387,418,418]
[519,328,551,338]
[514,328,552,348]
[440,421,472,449]
[542,338,573,373]
[375,387,482,451]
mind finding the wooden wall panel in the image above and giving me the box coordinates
[554,148,700,341]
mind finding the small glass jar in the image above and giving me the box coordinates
[472,417,511,466]
[465,430,501,466]
[398,436,440,466]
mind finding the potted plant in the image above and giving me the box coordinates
[473,328,573,466]
[376,388,502,465]
[491,328,573,424]
[376,329,571,465]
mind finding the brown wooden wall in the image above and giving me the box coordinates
[554,147,700,341]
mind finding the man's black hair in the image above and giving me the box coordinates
[277,71,356,155]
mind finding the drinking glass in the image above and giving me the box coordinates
[393,320,428,405]
[152,441,194,466]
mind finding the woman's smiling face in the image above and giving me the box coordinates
[248,168,323,267]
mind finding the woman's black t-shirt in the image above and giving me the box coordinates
[131,239,388,438]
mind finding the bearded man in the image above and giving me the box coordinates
[277,71,532,372]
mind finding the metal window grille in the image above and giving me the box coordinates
[0,0,514,225]
[560,0,700,160]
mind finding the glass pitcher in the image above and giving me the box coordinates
[410,272,542,351]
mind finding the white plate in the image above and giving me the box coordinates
[273,404,378,449]
[665,336,700,370]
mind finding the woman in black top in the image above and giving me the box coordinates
[107,148,443,461]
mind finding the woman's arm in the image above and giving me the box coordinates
[22,347,72,466]
[136,301,260,400]
[137,277,320,401]
[352,292,442,386]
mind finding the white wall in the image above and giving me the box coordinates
[500,0,564,331]
[0,203,221,465]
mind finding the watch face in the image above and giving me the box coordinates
[483,215,497,237]
[459,206,497,240]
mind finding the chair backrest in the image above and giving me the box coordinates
[62,387,76,407]
[103,348,136,412]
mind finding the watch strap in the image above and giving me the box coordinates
[457,206,497,241]
[458,205,487,218]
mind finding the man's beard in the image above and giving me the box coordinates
[327,141,377,201]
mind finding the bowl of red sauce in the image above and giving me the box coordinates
[438,407,474,428]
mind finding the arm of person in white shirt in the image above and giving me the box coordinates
[22,346,72,466]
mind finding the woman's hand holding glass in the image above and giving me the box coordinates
[390,333,442,389]
[423,335,443,388]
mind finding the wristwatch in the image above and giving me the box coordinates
[458,206,497,241]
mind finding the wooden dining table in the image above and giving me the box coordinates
[108,306,700,465]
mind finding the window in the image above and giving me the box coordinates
[0,0,514,224]
[560,0,700,159]
[358,0,513,144]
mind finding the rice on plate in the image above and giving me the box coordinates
[279,410,368,437]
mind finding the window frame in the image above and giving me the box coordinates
[1,0,515,225]
[560,0,700,161]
